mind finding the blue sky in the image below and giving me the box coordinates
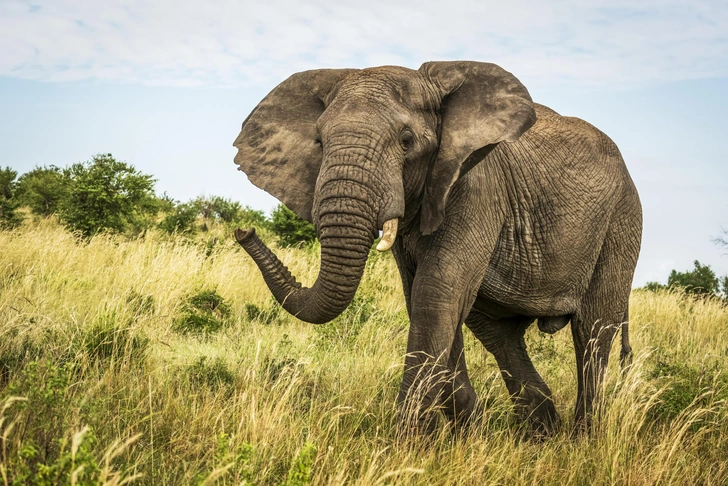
[1,0,727,285]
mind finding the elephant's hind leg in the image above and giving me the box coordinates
[465,310,560,436]
[571,207,639,433]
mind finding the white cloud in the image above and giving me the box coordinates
[1,0,726,88]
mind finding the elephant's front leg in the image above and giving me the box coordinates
[397,270,483,435]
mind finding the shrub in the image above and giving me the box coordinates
[239,205,269,228]
[648,357,728,424]
[0,166,23,228]
[192,195,244,223]
[158,201,198,235]
[172,289,231,335]
[285,442,317,486]
[643,260,727,300]
[16,165,68,217]
[186,356,236,390]
[84,318,149,364]
[269,204,316,247]
[4,361,76,465]
[245,297,282,325]
[58,154,158,237]
[667,260,721,296]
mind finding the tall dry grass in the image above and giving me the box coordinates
[1,217,727,484]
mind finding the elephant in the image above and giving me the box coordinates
[232,61,642,436]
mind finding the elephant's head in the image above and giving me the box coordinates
[234,61,535,323]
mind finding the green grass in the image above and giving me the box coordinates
[1,217,727,484]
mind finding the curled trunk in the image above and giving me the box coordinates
[235,208,375,324]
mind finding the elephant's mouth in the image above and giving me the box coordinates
[376,218,399,252]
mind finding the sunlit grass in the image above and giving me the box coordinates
[1,217,727,484]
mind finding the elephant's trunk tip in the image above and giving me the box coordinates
[234,227,256,245]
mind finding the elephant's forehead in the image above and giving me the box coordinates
[336,67,435,110]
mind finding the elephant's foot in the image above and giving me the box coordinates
[396,403,441,438]
[515,389,561,439]
[442,378,483,430]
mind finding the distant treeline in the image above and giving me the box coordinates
[0,153,316,247]
[1,153,725,299]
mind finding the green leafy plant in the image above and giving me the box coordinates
[16,165,69,217]
[667,260,721,296]
[6,361,75,466]
[643,260,727,299]
[245,297,282,325]
[0,166,24,228]
[84,317,149,364]
[158,201,198,235]
[58,153,158,237]
[172,289,231,335]
[284,442,317,486]
[191,195,247,223]
[269,204,316,247]
[186,356,236,390]
[648,357,728,424]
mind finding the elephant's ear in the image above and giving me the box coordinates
[418,61,536,235]
[234,69,357,222]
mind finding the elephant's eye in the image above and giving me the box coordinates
[400,131,414,152]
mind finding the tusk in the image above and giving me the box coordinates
[376,218,398,252]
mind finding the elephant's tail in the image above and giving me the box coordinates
[619,306,633,369]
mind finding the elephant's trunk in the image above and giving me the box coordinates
[235,204,376,324]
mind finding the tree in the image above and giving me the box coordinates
[191,195,249,224]
[269,203,317,247]
[238,205,268,228]
[667,260,720,296]
[16,165,68,216]
[715,229,727,252]
[159,202,198,235]
[59,154,158,237]
[0,167,23,228]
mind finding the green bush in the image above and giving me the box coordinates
[16,165,68,217]
[270,204,316,247]
[192,195,244,223]
[648,357,728,424]
[4,361,75,466]
[285,442,317,486]
[186,356,236,390]
[172,289,231,335]
[245,297,282,325]
[125,289,155,315]
[158,201,198,235]
[84,318,149,364]
[58,154,158,237]
[667,260,721,296]
[643,260,727,299]
[0,166,23,228]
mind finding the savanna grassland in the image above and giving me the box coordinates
[1,217,728,485]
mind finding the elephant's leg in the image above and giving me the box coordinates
[397,263,488,434]
[465,310,560,436]
[571,216,637,433]
[393,244,481,432]
[441,323,482,429]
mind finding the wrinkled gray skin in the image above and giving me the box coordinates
[233,62,642,436]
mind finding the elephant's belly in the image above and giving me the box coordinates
[475,257,585,318]
[475,216,604,317]
[472,290,576,320]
